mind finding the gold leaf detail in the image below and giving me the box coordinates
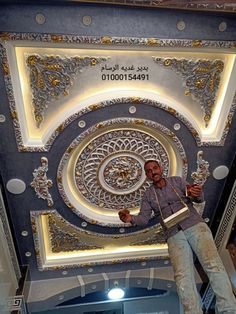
[101,36,112,44]
[11,110,18,120]
[164,59,172,66]
[96,123,104,128]
[192,40,202,47]
[204,114,211,122]
[0,33,10,41]
[147,38,159,45]
[167,107,176,114]
[66,146,74,154]
[51,35,63,42]
[57,176,62,184]
[90,58,97,66]
[27,56,37,66]
[3,63,10,75]
[185,90,191,96]
[134,119,144,125]
[89,104,99,110]
[195,78,205,89]
[191,130,198,137]
[56,124,65,133]
[35,114,43,125]
[131,97,141,103]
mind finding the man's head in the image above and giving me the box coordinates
[144,160,163,183]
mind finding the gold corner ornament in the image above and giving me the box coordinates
[26,54,108,128]
[153,57,224,126]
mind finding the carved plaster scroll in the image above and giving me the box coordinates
[153,58,224,126]
[30,157,53,207]
[26,55,108,127]
[191,151,210,216]
[191,151,210,186]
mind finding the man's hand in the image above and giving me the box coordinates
[187,184,202,197]
[118,209,132,223]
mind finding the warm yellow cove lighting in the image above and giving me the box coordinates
[40,214,168,264]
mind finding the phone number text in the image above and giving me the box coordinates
[101,73,149,81]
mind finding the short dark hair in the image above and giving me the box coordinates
[144,160,160,168]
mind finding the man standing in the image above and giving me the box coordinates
[119,160,236,314]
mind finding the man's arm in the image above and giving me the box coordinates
[119,192,153,226]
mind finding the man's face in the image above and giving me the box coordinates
[144,161,163,183]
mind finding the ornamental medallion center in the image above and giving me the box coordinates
[103,156,142,191]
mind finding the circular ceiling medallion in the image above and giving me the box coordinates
[6,178,26,194]
[57,118,187,226]
[98,153,145,195]
[212,165,229,180]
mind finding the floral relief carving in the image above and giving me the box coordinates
[191,151,210,186]
[48,214,103,253]
[153,58,224,126]
[30,157,54,207]
[26,54,108,127]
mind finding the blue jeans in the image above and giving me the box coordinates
[167,222,236,314]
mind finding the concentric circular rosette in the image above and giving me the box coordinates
[57,118,187,227]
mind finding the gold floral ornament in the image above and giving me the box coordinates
[164,59,172,66]
[147,38,160,46]
[153,57,224,127]
[89,104,99,111]
[131,96,141,103]
[101,36,112,44]
[192,40,202,48]
[0,32,11,41]
[2,63,10,75]
[26,54,108,128]
[30,157,54,207]
[51,35,64,43]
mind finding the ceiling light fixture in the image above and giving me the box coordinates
[107,281,125,300]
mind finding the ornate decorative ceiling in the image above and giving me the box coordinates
[0,3,236,312]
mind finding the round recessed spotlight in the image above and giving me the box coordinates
[82,15,92,26]
[129,106,136,114]
[6,179,26,194]
[25,252,32,257]
[219,21,227,32]
[88,268,93,273]
[108,287,125,300]
[62,270,68,276]
[78,120,86,128]
[177,20,186,31]
[21,231,28,237]
[35,13,46,25]
[212,165,229,180]
[0,114,6,123]
[174,123,180,131]
[81,221,87,228]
